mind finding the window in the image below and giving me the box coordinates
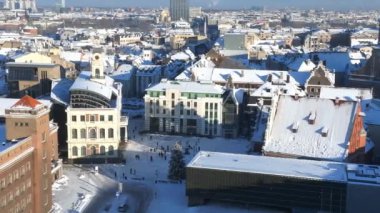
[72,147,78,156]
[26,179,31,188]
[72,129,78,139]
[215,104,218,110]
[15,122,18,127]
[100,128,105,138]
[1,178,5,189]
[100,115,105,121]
[171,110,175,116]
[172,93,175,99]
[8,174,12,185]
[89,129,96,139]
[163,101,166,106]
[163,109,166,114]
[108,129,114,138]
[14,170,19,180]
[25,123,28,127]
[194,102,197,107]
[108,115,113,121]
[100,146,106,155]
[80,115,85,121]
[109,146,114,155]
[21,165,25,176]
[95,68,100,77]
[90,115,95,122]
[42,132,46,142]
[171,101,175,107]
[72,116,77,122]
[80,129,86,138]
[26,162,31,171]
[187,102,190,107]
[91,146,96,155]
[187,110,190,115]
[81,146,86,156]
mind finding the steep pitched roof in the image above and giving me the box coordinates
[11,95,42,109]
[264,95,358,162]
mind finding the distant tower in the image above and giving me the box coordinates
[61,0,65,8]
[91,52,106,84]
[170,0,189,21]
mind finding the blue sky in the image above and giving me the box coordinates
[37,0,380,10]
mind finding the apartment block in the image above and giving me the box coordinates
[0,96,62,213]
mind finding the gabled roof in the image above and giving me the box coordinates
[264,95,358,162]
[12,95,42,109]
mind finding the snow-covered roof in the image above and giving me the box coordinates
[251,80,306,98]
[111,64,134,81]
[264,95,358,162]
[188,151,347,182]
[363,99,380,126]
[51,79,74,106]
[320,87,373,102]
[176,67,311,87]
[146,80,224,95]
[70,71,116,100]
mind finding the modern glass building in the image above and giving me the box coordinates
[187,152,348,212]
[170,0,189,21]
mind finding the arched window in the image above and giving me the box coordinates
[108,128,114,138]
[100,128,105,138]
[91,146,96,155]
[95,68,100,77]
[81,146,86,156]
[100,146,106,155]
[89,129,97,139]
[80,129,86,138]
[72,129,78,139]
[108,146,114,155]
[72,146,78,156]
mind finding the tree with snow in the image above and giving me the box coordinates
[168,143,186,181]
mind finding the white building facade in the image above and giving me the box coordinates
[66,52,128,161]
[144,80,224,137]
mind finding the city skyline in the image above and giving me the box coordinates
[35,0,380,10]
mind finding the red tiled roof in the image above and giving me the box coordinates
[12,95,42,109]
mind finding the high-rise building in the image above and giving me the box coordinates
[170,0,189,21]
[0,96,62,213]
[4,0,37,12]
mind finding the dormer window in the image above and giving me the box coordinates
[309,112,316,124]
[292,122,299,133]
[322,127,329,137]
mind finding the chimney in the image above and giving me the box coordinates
[267,74,272,82]
[286,74,290,83]
[308,111,316,124]
[334,97,340,105]
[294,93,299,100]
